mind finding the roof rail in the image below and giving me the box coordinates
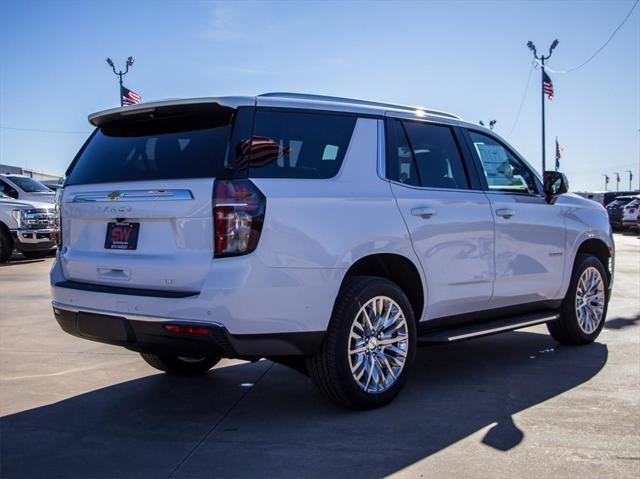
[258,92,461,120]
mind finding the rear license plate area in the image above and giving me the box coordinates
[105,222,140,250]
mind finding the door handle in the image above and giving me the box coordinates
[411,207,436,218]
[496,208,515,218]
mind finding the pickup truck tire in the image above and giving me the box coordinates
[547,254,609,345]
[22,251,51,260]
[0,229,12,263]
[307,276,416,409]
[140,353,221,375]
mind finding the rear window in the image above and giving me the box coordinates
[246,110,357,179]
[66,109,234,186]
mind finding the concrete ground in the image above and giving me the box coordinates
[0,234,638,479]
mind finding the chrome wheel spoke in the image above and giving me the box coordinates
[348,295,409,394]
[575,267,605,335]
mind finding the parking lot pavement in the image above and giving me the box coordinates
[0,234,638,479]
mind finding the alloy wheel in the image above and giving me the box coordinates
[348,296,409,394]
[575,266,606,334]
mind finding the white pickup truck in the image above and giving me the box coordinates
[0,192,57,262]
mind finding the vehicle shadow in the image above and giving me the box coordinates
[604,314,640,330]
[0,331,607,479]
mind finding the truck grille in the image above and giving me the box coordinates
[23,209,56,229]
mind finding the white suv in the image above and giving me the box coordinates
[50,93,614,409]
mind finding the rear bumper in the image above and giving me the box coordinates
[52,303,324,358]
[50,253,344,336]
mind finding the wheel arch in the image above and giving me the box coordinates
[0,221,13,244]
[339,253,425,322]
[574,237,612,284]
[0,221,14,262]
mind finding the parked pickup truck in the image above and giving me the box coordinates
[0,192,57,262]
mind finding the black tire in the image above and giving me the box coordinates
[547,254,609,345]
[21,250,51,260]
[307,276,417,409]
[140,353,221,375]
[0,229,12,263]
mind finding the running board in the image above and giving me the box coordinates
[418,312,559,344]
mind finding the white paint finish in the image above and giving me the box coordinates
[59,178,215,292]
[51,255,343,335]
[253,119,421,276]
[390,184,495,319]
[487,193,566,308]
[49,106,615,343]
[556,193,615,298]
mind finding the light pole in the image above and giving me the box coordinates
[106,56,135,106]
[614,172,620,192]
[602,174,609,192]
[527,39,559,173]
[626,170,633,190]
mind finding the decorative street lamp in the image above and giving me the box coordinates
[106,56,135,106]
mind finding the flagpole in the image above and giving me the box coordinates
[527,39,558,175]
[541,57,546,173]
[118,72,123,107]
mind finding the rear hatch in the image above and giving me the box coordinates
[60,101,245,293]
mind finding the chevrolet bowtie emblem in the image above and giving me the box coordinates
[107,191,122,201]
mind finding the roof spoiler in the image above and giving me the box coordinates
[88,96,255,127]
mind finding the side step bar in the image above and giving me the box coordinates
[418,312,559,344]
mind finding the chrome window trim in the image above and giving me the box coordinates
[387,179,485,194]
[483,190,546,199]
[67,189,194,203]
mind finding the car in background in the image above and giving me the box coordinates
[0,174,55,204]
[622,198,639,231]
[0,192,57,262]
[42,181,64,191]
[606,195,636,230]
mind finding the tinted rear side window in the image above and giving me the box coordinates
[247,110,357,179]
[387,120,469,189]
[66,110,234,186]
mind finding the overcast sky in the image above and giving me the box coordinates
[1,0,638,191]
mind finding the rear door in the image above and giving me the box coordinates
[60,103,246,293]
[463,128,566,308]
[387,118,495,319]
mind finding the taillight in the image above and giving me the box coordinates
[163,325,210,335]
[213,179,265,258]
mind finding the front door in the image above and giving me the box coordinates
[387,119,495,320]
[465,129,566,308]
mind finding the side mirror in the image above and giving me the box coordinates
[6,189,18,199]
[543,171,569,202]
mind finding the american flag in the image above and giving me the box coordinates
[234,136,290,170]
[121,86,141,106]
[542,71,554,100]
[555,137,563,171]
